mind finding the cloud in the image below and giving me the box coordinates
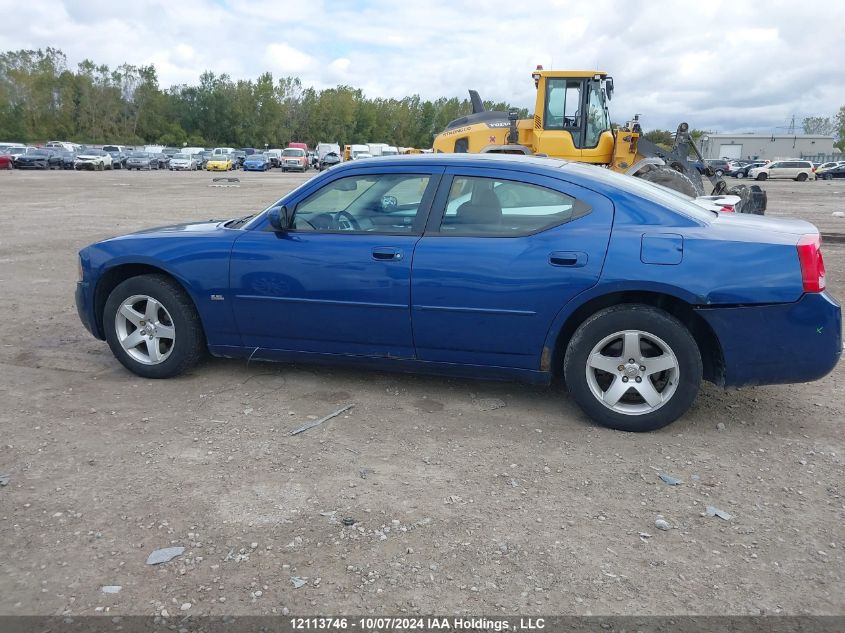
[264,43,317,75]
[0,0,842,133]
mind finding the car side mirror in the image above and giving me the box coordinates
[268,205,291,231]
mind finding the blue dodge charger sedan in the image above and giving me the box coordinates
[76,154,841,431]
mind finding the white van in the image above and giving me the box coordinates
[315,142,340,160]
[213,147,235,155]
[182,146,205,156]
[749,159,816,182]
[349,144,370,160]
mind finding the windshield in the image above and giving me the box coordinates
[210,155,229,161]
[283,149,304,157]
[247,154,266,160]
[103,146,119,152]
[352,152,371,159]
[128,152,148,158]
[172,154,189,159]
[29,149,50,156]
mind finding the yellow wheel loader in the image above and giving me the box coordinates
[432,67,766,214]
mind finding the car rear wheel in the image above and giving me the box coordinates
[735,171,745,179]
[756,173,768,181]
[563,304,702,432]
[824,174,833,180]
[103,274,205,379]
[796,173,808,182]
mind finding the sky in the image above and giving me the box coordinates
[1,0,842,134]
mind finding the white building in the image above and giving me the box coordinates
[699,134,836,161]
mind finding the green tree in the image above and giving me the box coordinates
[802,116,836,136]
[643,129,673,146]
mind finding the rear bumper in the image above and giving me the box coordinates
[697,292,842,387]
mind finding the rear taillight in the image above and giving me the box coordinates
[796,234,826,293]
[720,205,735,213]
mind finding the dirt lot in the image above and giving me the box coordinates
[0,169,843,618]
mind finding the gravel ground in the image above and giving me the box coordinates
[0,168,843,618]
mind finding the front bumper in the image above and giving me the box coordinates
[282,162,305,171]
[207,165,229,171]
[697,292,842,387]
[75,281,102,339]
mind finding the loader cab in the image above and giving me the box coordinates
[532,69,614,162]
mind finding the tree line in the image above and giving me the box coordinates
[0,48,526,149]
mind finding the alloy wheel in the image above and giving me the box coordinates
[114,294,176,365]
[585,329,679,415]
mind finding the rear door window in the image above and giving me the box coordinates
[438,176,590,236]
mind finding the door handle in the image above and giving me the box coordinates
[549,251,588,267]
[372,247,403,261]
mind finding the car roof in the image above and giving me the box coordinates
[335,152,572,176]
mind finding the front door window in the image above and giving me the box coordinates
[292,173,432,234]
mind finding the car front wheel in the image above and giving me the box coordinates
[103,274,205,379]
[735,171,745,179]
[756,173,768,180]
[563,304,702,432]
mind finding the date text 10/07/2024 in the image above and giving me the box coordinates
[290,616,546,631]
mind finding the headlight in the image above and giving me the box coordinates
[77,255,84,282]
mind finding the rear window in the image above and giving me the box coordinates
[565,163,715,222]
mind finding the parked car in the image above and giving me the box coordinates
[5,146,28,158]
[815,161,845,173]
[168,153,198,171]
[105,149,127,169]
[74,154,841,432]
[266,149,283,168]
[197,151,213,169]
[816,165,845,180]
[704,159,731,177]
[732,161,767,179]
[152,153,171,169]
[232,150,246,167]
[318,151,341,171]
[125,151,159,171]
[57,150,77,169]
[0,152,13,169]
[242,153,271,171]
[749,160,816,181]
[75,148,113,171]
[281,148,308,172]
[15,148,62,169]
[206,154,234,171]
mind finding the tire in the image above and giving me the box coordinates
[735,171,745,179]
[796,173,808,182]
[636,166,704,197]
[756,173,768,181]
[563,304,703,432]
[103,274,205,379]
[824,174,833,180]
